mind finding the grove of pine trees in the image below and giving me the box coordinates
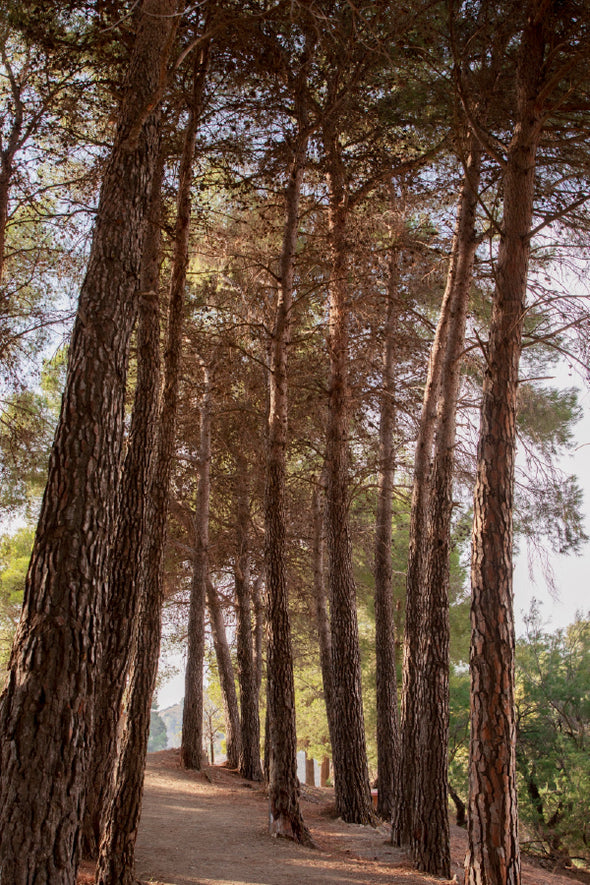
[1,1,589,883]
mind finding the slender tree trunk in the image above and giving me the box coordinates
[466,11,546,883]
[95,41,209,885]
[392,252,452,845]
[320,756,330,787]
[207,579,242,768]
[81,158,164,859]
[312,471,336,749]
[253,575,265,694]
[374,250,401,820]
[323,123,373,825]
[305,754,315,787]
[411,145,482,879]
[265,117,311,843]
[181,364,213,768]
[234,461,263,781]
[0,4,178,881]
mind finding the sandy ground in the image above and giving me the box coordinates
[78,749,588,885]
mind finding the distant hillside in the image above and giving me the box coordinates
[159,700,183,749]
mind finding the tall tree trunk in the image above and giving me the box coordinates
[234,460,263,782]
[374,249,401,820]
[411,145,481,879]
[95,41,209,885]
[206,578,242,768]
[466,10,547,883]
[322,123,373,825]
[0,4,178,881]
[81,157,164,859]
[265,117,310,843]
[181,364,212,768]
[253,574,265,694]
[312,471,336,750]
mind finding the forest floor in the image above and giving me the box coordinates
[78,749,588,885]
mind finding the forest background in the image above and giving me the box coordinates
[0,1,589,884]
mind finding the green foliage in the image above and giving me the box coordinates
[0,350,65,518]
[0,525,34,670]
[516,606,590,865]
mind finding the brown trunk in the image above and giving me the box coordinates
[320,756,331,787]
[181,365,213,769]
[0,4,178,881]
[305,754,316,787]
[81,158,164,859]
[312,472,336,749]
[265,116,310,843]
[95,40,209,885]
[466,11,547,884]
[0,46,24,283]
[234,461,263,782]
[253,574,265,694]
[374,250,401,820]
[207,578,242,769]
[323,122,373,825]
[411,145,482,879]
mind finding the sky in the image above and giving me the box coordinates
[513,380,590,636]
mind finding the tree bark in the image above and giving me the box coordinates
[312,471,336,750]
[81,157,164,859]
[265,110,311,843]
[411,144,481,879]
[181,364,212,769]
[322,121,373,825]
[0,4,178,881]
[305,754,315,787]
[234,460,263,782]
[374,249,401,820]
[466,10,547,883]
[95,38,210,885]
[207,579,242,768]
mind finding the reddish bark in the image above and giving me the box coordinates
[0,3,178,880]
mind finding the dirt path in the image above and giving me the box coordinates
[78,749,585,885]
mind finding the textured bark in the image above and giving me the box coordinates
[95,38,209,885]
[234,461,263,782]
[265,119,310,843]
[0,4,178,881]
[374,252,401,820]
[392,232,452,845]
[466,11,547,884]
[206,578,242,769]
[181,365,212,769]
[411,145,481,879]
[312,472,336,749]
[81,158,164,859]
[323,122,373,825]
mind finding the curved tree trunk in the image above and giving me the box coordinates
[323,122,373,826]
[0,4,178,881]
[374,249,401,820]
[234,460,263,782]
[95,40,209,885]
[181,364,213,769]
[265,115,311,843]
[466,10,546,883]
[81,157,164,859]
[411,145,481,879]
[206,578,242,768]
